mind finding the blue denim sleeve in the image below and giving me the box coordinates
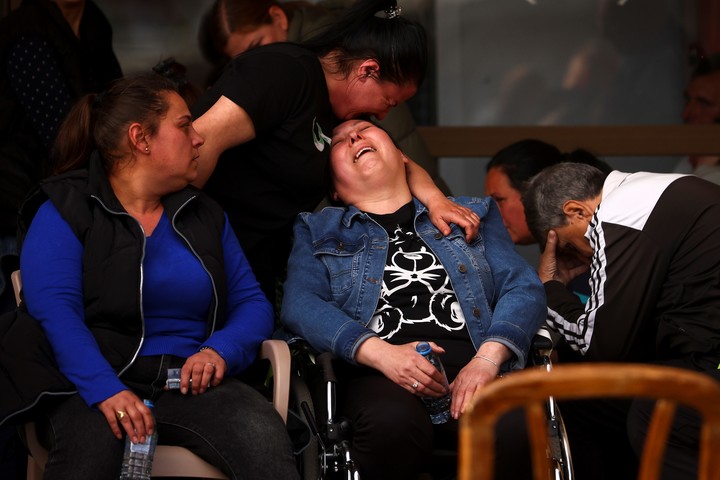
[280,215,376,364]
[478,199,547,369]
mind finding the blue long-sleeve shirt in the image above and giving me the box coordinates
[21,200,273,407]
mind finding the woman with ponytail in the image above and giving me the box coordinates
[191,0,479,307]
[7,73,299,479]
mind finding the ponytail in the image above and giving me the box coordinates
[303,0,427,87]
[51,73,177,175]
[51,94,97,174]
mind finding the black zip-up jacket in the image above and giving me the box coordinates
[0,154,228,427]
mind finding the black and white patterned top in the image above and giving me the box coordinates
[367,202,475,379]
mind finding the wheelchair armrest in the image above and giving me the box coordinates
[286,338,339,384]
[531,326,559,367]
[260,339,291,424]
[531,333,554,353]
[317,352,337,384]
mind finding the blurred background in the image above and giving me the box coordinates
[3,0,718,193]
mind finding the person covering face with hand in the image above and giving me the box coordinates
[523,162,720,480]
[281,120,546,480]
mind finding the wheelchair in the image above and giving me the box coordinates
[288,327,574,480]
[530,326,575,480]
[288,341,360,480]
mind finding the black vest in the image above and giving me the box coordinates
[0,156,229,427]
[19,155,230,372]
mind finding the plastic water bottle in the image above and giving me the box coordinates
[415,341,451,424]
[119,399,158,480]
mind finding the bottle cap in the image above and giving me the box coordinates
[415,341,431,355]
[143,399,154,408]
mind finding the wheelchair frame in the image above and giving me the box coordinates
[289,328,574,480]
[531,327,575,480]
[289,344,360,480]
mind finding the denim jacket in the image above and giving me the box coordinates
[280,197,546,371]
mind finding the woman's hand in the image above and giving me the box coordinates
[355,338,447,396]
[426,195,481,243]
[98,390,154,443]
[449,343,510,419]
[404,157,480,242]
[449,359,498,420]
[180,348,227,395]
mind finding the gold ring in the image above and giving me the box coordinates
[115,410,127,421]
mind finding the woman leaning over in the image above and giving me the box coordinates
[5,73,298,479]
[191,0,478,306]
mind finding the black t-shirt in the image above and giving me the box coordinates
[191,43,338,273]
[367,202,475,380]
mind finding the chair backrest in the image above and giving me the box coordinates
[458,363,720,480]
[11,270,290,479]
[10,269,21,306]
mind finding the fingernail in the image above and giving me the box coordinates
[181,387,187,394]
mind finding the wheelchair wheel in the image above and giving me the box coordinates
[290,371,321,480]
[336,440,360,480]
[546,397,574,480]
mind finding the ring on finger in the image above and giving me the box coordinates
[115,410,127,421]
[206,362,216,369]
[412,382,419,389]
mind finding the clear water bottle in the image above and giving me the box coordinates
[119,399,158,480]
[415,341,451,424]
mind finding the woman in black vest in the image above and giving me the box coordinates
[12,73,299,480]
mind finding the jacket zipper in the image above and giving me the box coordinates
[169,196,219,336]
[90,195,147,377]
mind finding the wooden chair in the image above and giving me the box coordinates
[11,270,291,480]
[458,362,720,480]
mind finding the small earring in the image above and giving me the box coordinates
[145,146,149,152]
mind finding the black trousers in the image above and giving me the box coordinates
[37,355,299,480]
[335,365,531,480]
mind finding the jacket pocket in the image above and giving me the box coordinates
[314,237,366,295]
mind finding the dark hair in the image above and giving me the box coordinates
[488,139,613,193]
[523,163,607,249]
[302,0,427,88]
[199,1,317,87]
[487,139,565,191]
[152,57,203,108]
[198,1,231,68]
[52,73,178,174]
[198,1,311,65]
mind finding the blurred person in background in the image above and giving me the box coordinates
[0,0,122,311]
[674,53,720,184]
